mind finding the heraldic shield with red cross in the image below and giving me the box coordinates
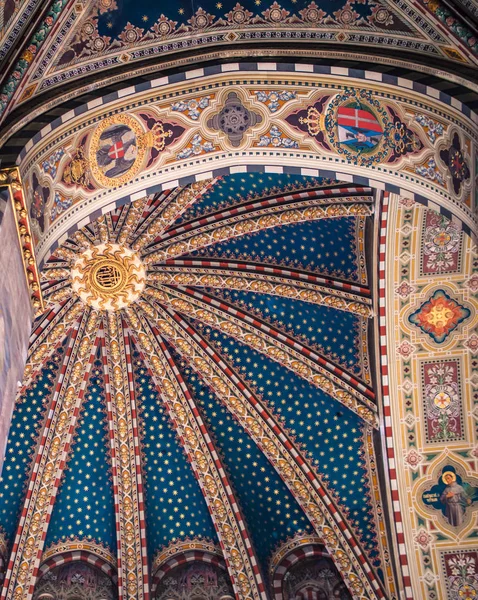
[95,123,139,180]
[337,104,384,154]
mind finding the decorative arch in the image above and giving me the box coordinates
[37,544,117,584]
[270,536,328,600]
[15,62,475,272]
[151,540,226,595]
[269,536,350,600]
[33,559,117,600]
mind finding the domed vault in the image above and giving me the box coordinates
[0,173,391,599]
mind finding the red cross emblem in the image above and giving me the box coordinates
[108,141,124,160]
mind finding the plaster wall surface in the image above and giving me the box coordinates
[0,192,32,474]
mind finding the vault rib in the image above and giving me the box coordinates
[133,179,219,253]
[149,261,372,317]
[134,302,387,600]
[143,285,378,427]
[143,195,372,265]
[100,314,150,600]
[126,306,268,600]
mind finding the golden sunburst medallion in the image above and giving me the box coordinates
[71,243,146,311]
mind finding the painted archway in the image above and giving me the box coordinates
[15,62,476,270]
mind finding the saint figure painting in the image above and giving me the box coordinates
[440,471,471,527]
[422,466,478,527]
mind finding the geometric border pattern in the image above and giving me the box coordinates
[377,191,413,600]
[15,62,477,268]
[381,199,477,600]
[16,63,478,162]
[40,164,474,271]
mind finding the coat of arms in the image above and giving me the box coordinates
[336,105,384,153]
[96,123,139,179]
[89,113,179,187]
[325,89,390,166]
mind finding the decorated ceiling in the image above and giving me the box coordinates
[0,173,398,599]
[0,0,477,127]
[0,1,476,597]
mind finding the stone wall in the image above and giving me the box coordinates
[0,188,32,474]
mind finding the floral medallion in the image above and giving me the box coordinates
[207,92,262,147]
[409,289,471,343]
[440,132,471,195]
[422,211,461,275]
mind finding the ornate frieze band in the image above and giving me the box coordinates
[15,65,477,268]
[2,0,477,122]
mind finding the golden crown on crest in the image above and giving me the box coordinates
[299,106,325,137]
[141,122,174,151]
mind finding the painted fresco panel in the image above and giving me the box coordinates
[383,200,478,600]
[421,359,464,444]
[441,549,478,599]
[420,210,462,276]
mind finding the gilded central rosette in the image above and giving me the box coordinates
[71,243,146,311]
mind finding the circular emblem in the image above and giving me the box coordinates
[458,584,476,598]
[71,243,146,311]
[325,90,389,166]
[91,261,126,293]
[424,225,460,255]
[158,20,173,35]
[89,114,147,188]
[426,381,459,418]
[231,6,248,23]
[433,390,451,410]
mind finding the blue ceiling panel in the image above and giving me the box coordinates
[45,356,116,551]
